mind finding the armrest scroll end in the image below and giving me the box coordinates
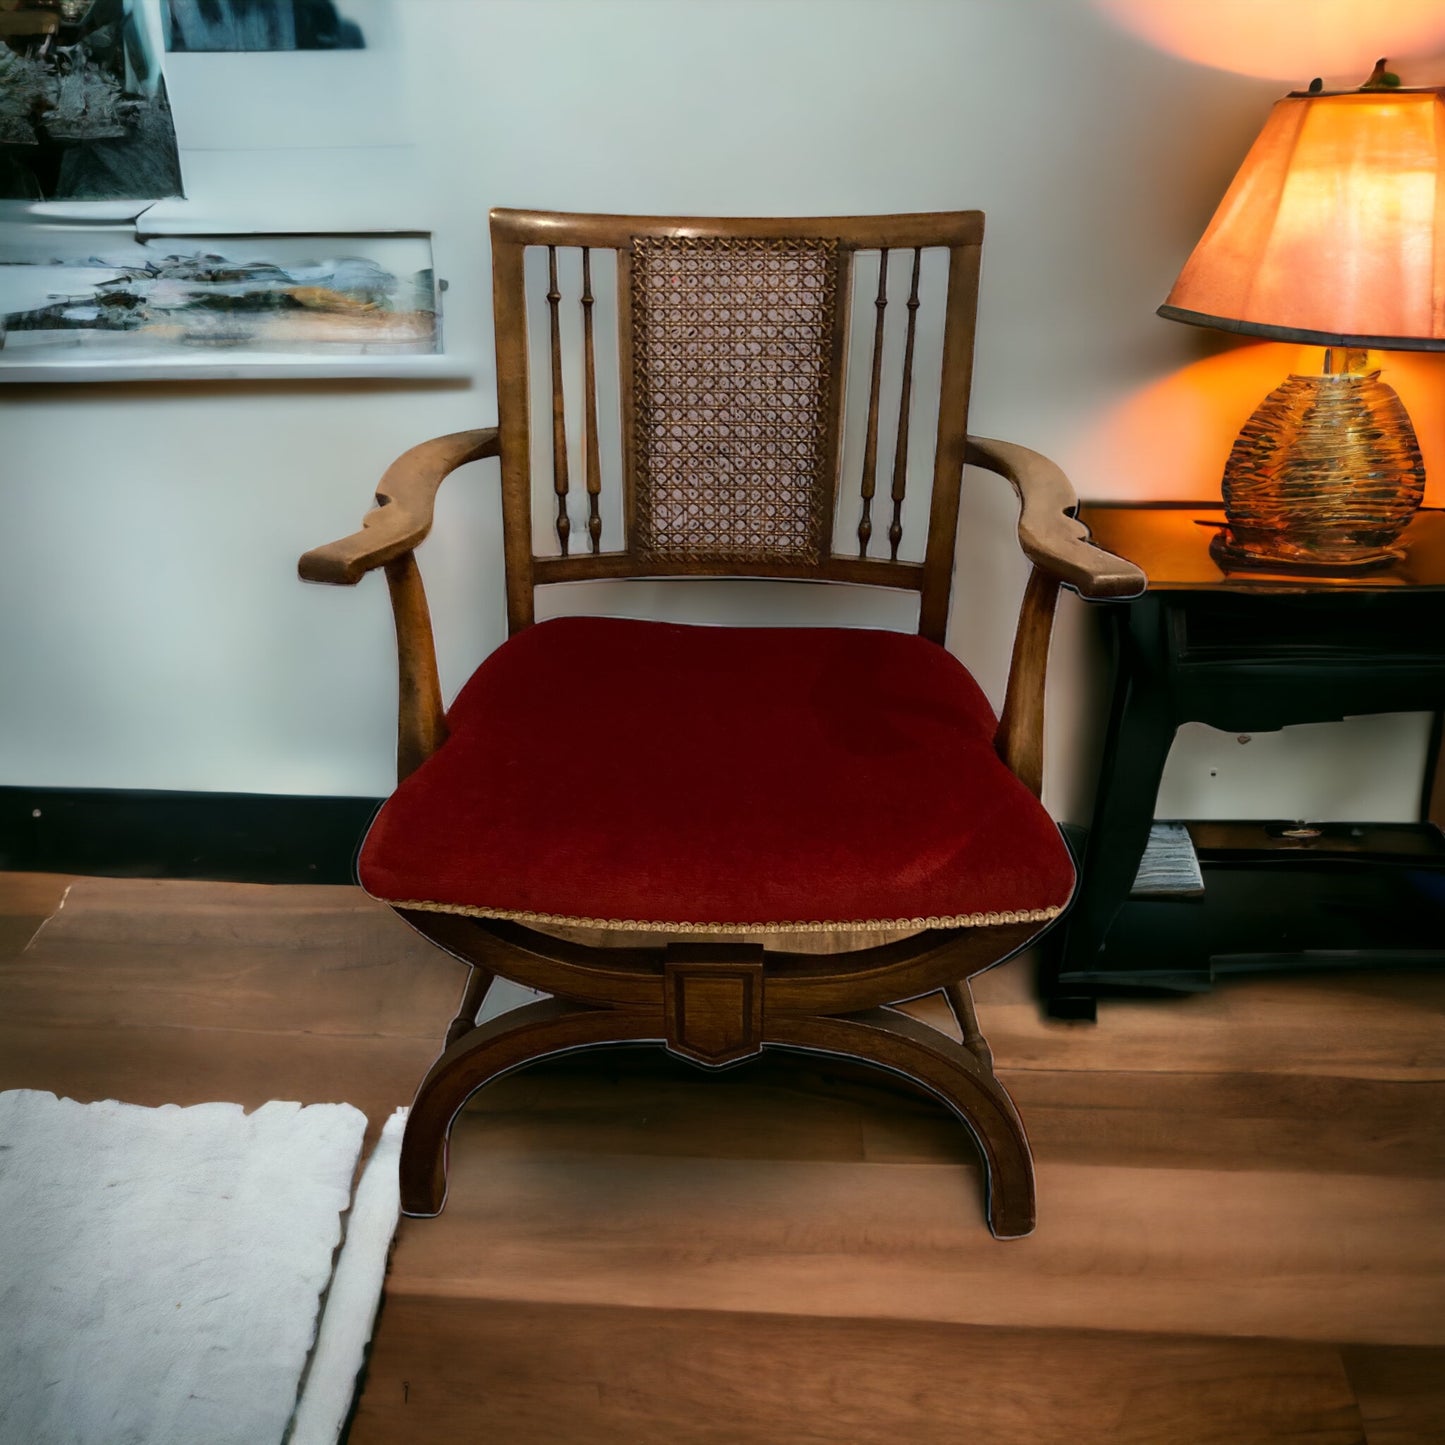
[296,426,501,585]
[966,434,1146,600]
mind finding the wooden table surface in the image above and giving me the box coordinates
[3,872,1443,1443]
[1080,503,1445,592]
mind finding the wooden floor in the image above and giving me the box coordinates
[3,871,1443,1443]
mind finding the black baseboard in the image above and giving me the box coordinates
[0,787,383,885]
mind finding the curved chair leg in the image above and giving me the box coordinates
[400,997,661,1216]
[403,995,1033,1238]
[768,1008,1036,1239]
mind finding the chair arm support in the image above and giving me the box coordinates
[297,426,499,784]
[297,428,501,585]
[968,436,1143,797]
[966,436,1145,600]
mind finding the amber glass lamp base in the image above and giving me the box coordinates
[1213,349,1426,573]
[1207,529,1405,573]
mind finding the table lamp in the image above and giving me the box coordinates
[1158,62,1445,572]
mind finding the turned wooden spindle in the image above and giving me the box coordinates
[889,247,922,561]
[995,565,1062,799]
[384,552,448,783]
[581,248,603,554]
[547,245,570,555]
[444,965,496,1049]
[858,249,889,557]
[944,979,993,1070]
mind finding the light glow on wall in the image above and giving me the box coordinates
[1074,343,1445,505]
[1092,0,1445,83]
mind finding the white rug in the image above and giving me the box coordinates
[0,1092,404,1445]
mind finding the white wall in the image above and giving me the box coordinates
[1,0,1440,821]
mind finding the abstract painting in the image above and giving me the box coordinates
[163,0,364,51]
[0,228,438,375]
[0,0,184,201]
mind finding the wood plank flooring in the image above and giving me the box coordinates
[0,874,456,1151]
[3,872,1442,1443]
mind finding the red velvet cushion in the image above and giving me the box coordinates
[358,617,1074,931]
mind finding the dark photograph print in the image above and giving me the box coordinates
[163,0,364,51]
[0,0,184,202]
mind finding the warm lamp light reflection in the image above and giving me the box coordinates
[1093,0,1445,82]
[1076,345,1445,508]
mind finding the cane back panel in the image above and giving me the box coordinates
[632,235,841,567]
[488,210,985,642]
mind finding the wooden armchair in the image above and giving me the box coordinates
[300,210,1143,1238]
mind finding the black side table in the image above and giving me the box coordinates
[1048,503,1445,1020]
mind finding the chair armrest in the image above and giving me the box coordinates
[966,436,1145,599]
[298,428,501,585]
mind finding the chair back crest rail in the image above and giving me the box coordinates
[489,209,984,643]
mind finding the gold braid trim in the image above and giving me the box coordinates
[379,899,1064,934]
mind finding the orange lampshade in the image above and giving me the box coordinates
[1160,86,1445,349]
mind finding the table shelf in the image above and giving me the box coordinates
[1052,821,1445,999]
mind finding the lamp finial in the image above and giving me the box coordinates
[1360,58,1401,90]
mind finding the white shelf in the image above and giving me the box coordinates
[0,351,472,384]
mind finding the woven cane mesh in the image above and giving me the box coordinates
[630,236,840,564]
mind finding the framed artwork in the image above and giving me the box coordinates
[2,0,447,381]
[161,0,366,52]
[0,0,184,202]
[0,227,456,380]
